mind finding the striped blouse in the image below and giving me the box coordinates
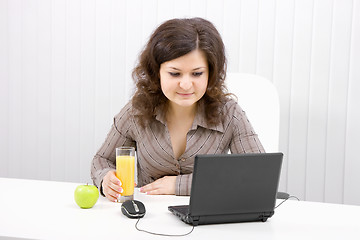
[91,98,264,196]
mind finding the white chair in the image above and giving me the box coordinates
[225,73,280,153]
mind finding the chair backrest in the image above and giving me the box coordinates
[225,73,280,152]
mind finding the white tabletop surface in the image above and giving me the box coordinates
[0,177,360,240]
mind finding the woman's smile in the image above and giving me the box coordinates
[177,92,194,97]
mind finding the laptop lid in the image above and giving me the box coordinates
[188,153,283,219]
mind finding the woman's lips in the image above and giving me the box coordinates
[177,92,194,97]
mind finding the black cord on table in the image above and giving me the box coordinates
[275,195,300,209]
[135,218,195,237]
[135,194,299,236]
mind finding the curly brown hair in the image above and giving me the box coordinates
[131,17,229,127]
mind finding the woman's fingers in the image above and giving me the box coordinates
[140,182,154,194]
[102,171,123,202]
[140,176,176,195]
[105,188,119,202]
[109,179,123,193]
[146,189,161,195]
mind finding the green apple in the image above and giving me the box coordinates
[74,184,99,209]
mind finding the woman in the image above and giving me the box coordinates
[91,17,264,202]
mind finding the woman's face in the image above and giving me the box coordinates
[159,49,209,110]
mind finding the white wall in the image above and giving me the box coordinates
[1,0,359,205]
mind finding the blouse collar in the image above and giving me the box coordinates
[154,100,225,133]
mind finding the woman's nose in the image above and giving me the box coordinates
[179,76,192,90]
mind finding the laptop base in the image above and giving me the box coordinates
[169,205,274,226]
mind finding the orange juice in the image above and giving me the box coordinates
[116,155,135,196]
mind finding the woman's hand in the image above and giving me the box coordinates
[140,176,176,195]
[102,170,123,202]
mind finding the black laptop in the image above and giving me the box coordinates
[168,152,283,226]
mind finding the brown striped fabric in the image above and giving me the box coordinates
[91,98,264,196]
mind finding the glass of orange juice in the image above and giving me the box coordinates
[116,147,135,203]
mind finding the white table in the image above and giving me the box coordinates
[0,177,359,240]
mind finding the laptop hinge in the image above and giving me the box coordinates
[192,216,200,226]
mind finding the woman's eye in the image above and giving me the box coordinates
[193,72,203,77]
[169,72,180,77]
